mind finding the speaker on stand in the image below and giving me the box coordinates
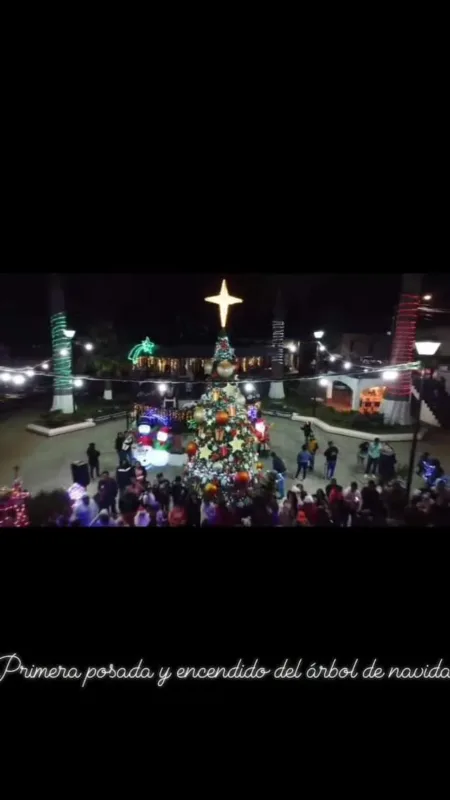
[71,461,90,488]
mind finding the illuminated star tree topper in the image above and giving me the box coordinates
[205,279,243,329]
[128,337,157,366]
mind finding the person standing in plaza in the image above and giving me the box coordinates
[295,445,311,481]
[302,422,312,443]
[115,431,125,462]
[86,443,101,479]
[343,481,362,526]
[307,433,319,472]
[365,438,381,478]
[378,442,397,483]
[324,441,339,480]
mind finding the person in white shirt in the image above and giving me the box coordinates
[343,481,362,527]
[134,509,150,527]
[72,493,98,526]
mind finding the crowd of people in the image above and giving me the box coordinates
[18,420,448,529]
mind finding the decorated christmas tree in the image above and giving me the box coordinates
[185,280,263,499]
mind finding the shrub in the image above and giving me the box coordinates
[35,410,89,428]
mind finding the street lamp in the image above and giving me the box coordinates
[158,383,168,395]
[73,378,84,388]
[423,294,432,302]
[406,341,441,499]
[1,372,11,382]
[84,342,94,351]
[41,363,49,370]
[60,347,69,357]
[343,361,352,370]
[312,331,325,417]
[382,370,399,381]
[12,374,26,386]
[244,382,255,393]
[25,369,35,378]
[319,378,329,387]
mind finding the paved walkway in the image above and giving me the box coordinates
[1,409,449,497]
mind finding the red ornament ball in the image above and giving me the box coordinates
[186,442,198,457]
[235,471,250,485]
[219,446,229,458]
[216,411,229,425]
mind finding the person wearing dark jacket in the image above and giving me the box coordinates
[115,432,125,462]
[378,443,397,482]
[302,422,312,442]
[97,471,118,515]
[186,493,201,526]
[171,476,187,507]
[270,452,286,475]
[86,443,100,479]
[324,442,339,480]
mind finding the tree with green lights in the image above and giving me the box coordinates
[49,273,74,414]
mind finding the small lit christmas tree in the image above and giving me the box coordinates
[185,281,263,501]
[0,467,30,527]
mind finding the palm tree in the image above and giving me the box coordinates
[269,289,286,401]
[49,273,74,414]
[76,322,128,401]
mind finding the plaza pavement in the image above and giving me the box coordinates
[1,408,449,498]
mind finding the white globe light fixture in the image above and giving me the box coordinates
[12,374,26,386]
[422,295,432,302]
[244,382,255,393]
[60,348,69,357]
[84,342,94,351]
[25,370,35,378]
[63,329,76,339]
[73,378,84,388]
[158,383,168,395]
[1,372,11,382]
[382,370,399,381]
[41,363,50,370]
[314,330,325,340]
[343,361,352,370]
[318,343,326,352]
[288,343,297,353]
[329,355,336,363]
[415,341,441,356]
[319,378,329,387]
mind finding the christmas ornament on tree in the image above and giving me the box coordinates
[235,471,250,485]
[194,406,206,423]
[216,410,229,425]
[186,442,198,457]
[217,360,235,379]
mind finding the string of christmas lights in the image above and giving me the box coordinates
[0,359,421,386]
[51,311,73,393]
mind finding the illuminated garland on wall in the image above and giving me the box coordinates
[51,311,72,394]
[387,293,421,399]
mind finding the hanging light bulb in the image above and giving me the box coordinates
[73,378,84,388]
[60,348,69,357]
[12,374,26,386]
[41,363,50,370]
[0,372,11,382]
[25,370,35,378]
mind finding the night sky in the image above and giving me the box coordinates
[0,270,447,356]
